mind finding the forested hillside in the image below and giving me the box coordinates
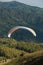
[0,38,43,65]
[0,1,43,42]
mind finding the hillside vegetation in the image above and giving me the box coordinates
[0,1,43,42]
[0,38,43,65]
[5,50,43,65]
[0,38,43,54]
[0,38,43,58]
[0,1,43,65]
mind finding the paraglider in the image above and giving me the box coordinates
[8,26,36,38]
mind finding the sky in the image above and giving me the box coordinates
[0,0,43,8]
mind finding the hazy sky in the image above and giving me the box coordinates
[0,0,43,8]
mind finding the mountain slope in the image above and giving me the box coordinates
[5,50,43,65]
[0,1,43,42]
[0,38,43,65]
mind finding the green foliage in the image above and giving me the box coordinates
[0,1,43,42]
[0,38,43,54]
[0,38,43,65]
[0,45,25,58]
[5,50,43,65]
[0,57,5,61]
[14,41,43,53]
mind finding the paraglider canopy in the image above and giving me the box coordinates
[8,26,36,38]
